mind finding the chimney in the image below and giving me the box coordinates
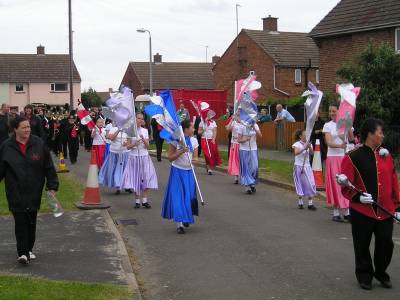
[154,53,162,64]
[37,44,45,55]
[108,88,113,93]
[212,55,220,65]
[262,15,278,32]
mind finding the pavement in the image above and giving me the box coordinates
[0,210,134,287]
[67,149,400,300]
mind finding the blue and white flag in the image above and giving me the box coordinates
[145,90,181,143]
[239,98,258,127]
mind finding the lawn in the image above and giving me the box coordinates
[0,173,84,216]
[218,150,293,183]
[0,275,133,300]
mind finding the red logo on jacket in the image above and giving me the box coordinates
[31,154,41,161]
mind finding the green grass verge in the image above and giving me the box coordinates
[0,173,84,216]
[219,150,293,183]
[0,275,133,300]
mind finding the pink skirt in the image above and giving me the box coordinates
[228,143,240,176]
[325,156,349,209]
[92,144,105,169]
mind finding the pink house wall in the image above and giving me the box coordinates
[8,82,81,110]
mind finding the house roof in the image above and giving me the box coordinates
[310,0,400,38]
[129,62,214,90]
[243,29,320,67]
[0,54,81,82]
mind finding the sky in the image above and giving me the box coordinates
[0,0,340,91]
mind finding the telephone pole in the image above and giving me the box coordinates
[68,0,74,110]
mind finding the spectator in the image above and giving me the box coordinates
[274,104,295,123]
[258,109,272,124]
[0,116,59,264]
[23,105,43,138]
[0,104,11,146]
[310,112,327,161]
[178,103,190,122]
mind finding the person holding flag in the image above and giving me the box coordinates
[90,118,106,169]
[145,90,203,234]
[198,103,222,175]
[225,110,241,184]
[122,112,158,208]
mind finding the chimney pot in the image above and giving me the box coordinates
[154,53,162,64]
[212,55,221,65]
[262,16,278,32]
[108,88,113,93]
[37,44,45,55]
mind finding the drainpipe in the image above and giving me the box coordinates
[273,65,290,97]
[27,81,31,104]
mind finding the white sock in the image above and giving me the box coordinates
[135,199,140,204]
[308,198,313,206]
[333,208,340,217]
[343,208,350,216]
[298,198,304,205]
[176,222,183,228]
[142,198,148,204]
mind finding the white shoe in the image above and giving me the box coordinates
[17,255,29,264]
[29,251,36,260]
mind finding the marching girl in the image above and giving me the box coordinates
[103,120,113,161]
[99,124,131,195]
[161,119,199,234]
[292,129,317,210]
[91,117,106,169]
[200,111,222,175]
[323,103,354,222]
[122,113,158,208]
[237,123,262,194]
[225,110,241,184]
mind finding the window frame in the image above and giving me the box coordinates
[294,69,302,84]
[316,69,320,84]
[15,83,24,93]
[50,82,69,92]
[396,28,400,53]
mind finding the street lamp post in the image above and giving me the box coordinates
[137,28,153,96]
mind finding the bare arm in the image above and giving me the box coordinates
[325,133,346,149]
[192,147,199,163]
[167,143,187,162]
[106,129,121,141]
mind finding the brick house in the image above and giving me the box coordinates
[213,16,320,103]
[121,53,214,94]
[310,0,400,91]
[0,45,81,111]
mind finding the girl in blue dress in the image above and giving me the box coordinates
[161,120,199,234]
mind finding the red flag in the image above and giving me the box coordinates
[77,104,95,130]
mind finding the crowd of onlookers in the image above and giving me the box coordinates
[0,103,106,164]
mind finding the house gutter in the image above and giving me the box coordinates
[273,65,290,97]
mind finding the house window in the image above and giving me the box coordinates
[396,28,400,53]
[295,69,302,84]
[316,69,320,84]
[15,84,24,92]
[50,83,68,92]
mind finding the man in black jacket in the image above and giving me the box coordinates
[0,116,59,264]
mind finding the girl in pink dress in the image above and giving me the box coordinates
[323,104,354,222]
[225,112,241,184]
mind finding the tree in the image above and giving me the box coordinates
[337,43,400,128]
[80,87,102,108]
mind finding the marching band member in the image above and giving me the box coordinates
[66,115,79,164]
[122,113,158,208]
[161,119,199,234]
[341,118,400,290]
[91,117,106,169]
[99,124,130,194]
[225,110,241,184]
[323,103,354,222]
[199,109,222,175]
[292,129,317,210]
[237,123,262,194]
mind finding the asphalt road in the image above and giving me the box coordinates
[70,149,400,300]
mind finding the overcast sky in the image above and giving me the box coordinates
[0,0,339,91]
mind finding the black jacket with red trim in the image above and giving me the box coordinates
[0,134,59,212]
[341,145,400,220]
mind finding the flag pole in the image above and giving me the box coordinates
[179,126,205,206]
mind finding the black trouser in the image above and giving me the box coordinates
[350,208,394,284]
[227,132,232,159]
[12,211,38,258]
[196,134,202,157]
[154,136,164,161]
[68,138,79,163]
[61,138,68,158]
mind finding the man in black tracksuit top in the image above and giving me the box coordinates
[0,116,59,264]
